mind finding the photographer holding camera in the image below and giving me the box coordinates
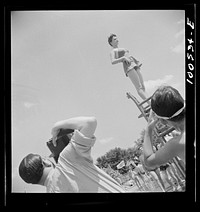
[19,116,125,193]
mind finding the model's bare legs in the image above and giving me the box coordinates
[127,68,148,102]
[135,68,145,91]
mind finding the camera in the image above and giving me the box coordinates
[46,128,74,163]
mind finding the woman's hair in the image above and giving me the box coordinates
[108,33,116,46]
[151,85,185,122]
[19,153,44,184]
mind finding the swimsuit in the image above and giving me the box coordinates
[114,48,138,77]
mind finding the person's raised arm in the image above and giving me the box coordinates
[143,135,183,170]
[51,116,97,146]
[142,114,183,170]
[142,110,158,159]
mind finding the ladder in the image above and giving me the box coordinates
[126,92,185,180]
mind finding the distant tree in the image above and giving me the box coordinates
[96,145,140,174]
[96,128,157,174]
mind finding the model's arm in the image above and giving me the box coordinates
[51,116,97,146]
[129,56,139,64]
[110,50,130,65]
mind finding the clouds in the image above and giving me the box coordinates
[144,75,173,94]
[11,11,186,192]
[98,137,114,144]
[171,29,185,54]
[171,40,185,54]
[144,74,182,96]
[171,20,185,54]
[24,102,39,109]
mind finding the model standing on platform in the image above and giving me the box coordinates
[108,34,149,102]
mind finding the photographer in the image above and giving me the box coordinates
[19,116,125,193]
[140,85,185,171]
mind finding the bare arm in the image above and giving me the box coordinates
[51,116,97,146]
[129,56,139,64]
[142,111,159,160]
[142,117,184,169]
[143,135,184,169]
[110,49,130,65]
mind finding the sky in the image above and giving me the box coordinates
[11,10,185,193]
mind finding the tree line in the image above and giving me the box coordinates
[95,122,172,175]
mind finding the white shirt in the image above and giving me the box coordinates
[44,130,125,193]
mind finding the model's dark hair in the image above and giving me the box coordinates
[19,153,44,184]
[108,33,117,46]
[151,85,185,122]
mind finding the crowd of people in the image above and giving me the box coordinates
[117,159,184,192]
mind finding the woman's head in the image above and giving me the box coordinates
[19,153,44,184]
[151,85,185,123]
[108,33,118,47]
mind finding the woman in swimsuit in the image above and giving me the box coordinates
[108,34,148,102]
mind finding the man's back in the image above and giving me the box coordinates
[44,130,125,193]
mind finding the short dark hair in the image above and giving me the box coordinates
[19,153,44,184]
[151,85,185,122]
[108,33,116,46]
